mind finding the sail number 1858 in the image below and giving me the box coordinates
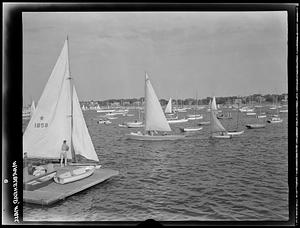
[34,123,48,128]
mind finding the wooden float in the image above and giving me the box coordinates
[23,168,119,206]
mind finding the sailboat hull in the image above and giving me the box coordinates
[126,122,144,128]
[187,116,203,120]
[246,124,266,129]
[180,127,203,132]
[54,166,95,185]
[267,119,283,123]
[227,130,245,136]
[126,133,185,141]
[167,119,188,124]
[211,134,232,139]
[198,121,210,125]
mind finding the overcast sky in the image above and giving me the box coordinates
[23,12,287,105]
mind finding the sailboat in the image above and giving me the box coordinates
[267,95,283,123]
[126,108,144,128]
[30,100,36,118]
[23,38,103,185]
[227,103,244,136]
[180,92,203,132]
[165,98,175,115]
[127,73,186,141]
[246,98,266,129]
[256,96,267,118]
[209,96,232,139]
[164,97,188,123]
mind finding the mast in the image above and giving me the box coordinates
[67,36,76,163]
[236,102,239,130]
[143,71,147,134]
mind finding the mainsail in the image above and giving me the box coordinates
[165,98,172,114]
[211,96,218,112]
[23,39,99,162]
[144,73,171,132]
[210,96,226,133]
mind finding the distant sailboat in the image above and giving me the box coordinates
[267,96,283,123]
[246,102,266,129]
[127,73,185,141]
[23,39,100,167]
[256,96,267,119]
[227,103,244,136]
[30,100,36,118]
[180,92,203,132]
[165,98,173,114]
[210,96,232,139]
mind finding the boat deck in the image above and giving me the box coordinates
[23,168,119,206]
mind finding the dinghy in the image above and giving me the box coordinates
[23,38,102,182]
[209,96,232,139]
[54,166,95,185]
[24,170,57,191]
[127,73,185,141]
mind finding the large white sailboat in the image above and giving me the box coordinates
[127,73,185,141]
[210,96,232,139]
[23,38,100,168]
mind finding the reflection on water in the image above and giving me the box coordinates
[23,108,289,221]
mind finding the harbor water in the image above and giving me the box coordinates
[23,108,289,221]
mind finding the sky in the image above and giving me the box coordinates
[22,11,288,105]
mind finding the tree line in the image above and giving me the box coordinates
[81,93,287,107]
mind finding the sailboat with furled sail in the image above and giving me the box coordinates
[210,96,232,139]
[127,73,185,141]
[23,38,117,185]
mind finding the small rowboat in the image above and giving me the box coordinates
[54,166,95,185]
[24,170,57,191]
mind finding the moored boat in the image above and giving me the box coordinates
[246,123,266,129]
[126,121,144,128]
[227,130,245,136]
[127,73,186,141]
[180,127,203,132]
[198,121,210,126]
[267,117,283,123]
[167,118,189,124]
[209,96,232,139]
